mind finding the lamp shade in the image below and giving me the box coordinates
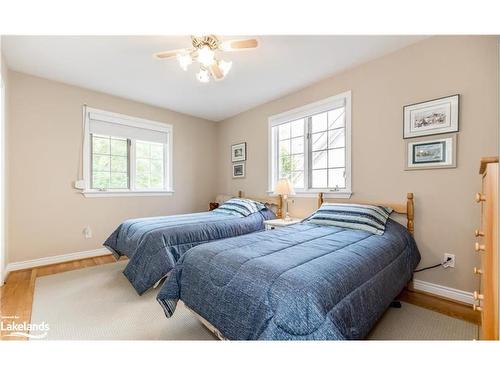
[274,178,295,196]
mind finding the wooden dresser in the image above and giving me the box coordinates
[473,156,498,340]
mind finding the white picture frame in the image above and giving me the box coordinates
[231,142,247,162]
[405,134,457,170]
[232,162,245,178]
[403,94,459,139]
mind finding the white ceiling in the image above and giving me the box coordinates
[2,35,425,121]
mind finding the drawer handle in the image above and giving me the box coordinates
[474,229,485,237]
[473,267,483,275]
[473,303,483,312]
[473,291,484,301]
[475,242,486,252]
[475,193,486,202]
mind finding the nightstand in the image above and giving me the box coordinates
[264,218,301,230]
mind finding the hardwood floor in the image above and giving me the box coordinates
[0,269,36,340]
[0,256,481,340]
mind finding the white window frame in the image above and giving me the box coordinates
[268,91,352,198]
[82,107,174,198]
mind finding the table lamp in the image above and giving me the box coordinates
[274,178,295,221]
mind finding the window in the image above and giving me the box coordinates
[91,135,129,189]
[268,91,351,197]
[135,140,165,189]
[82,107,173,197]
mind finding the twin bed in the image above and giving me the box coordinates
[104,193,280,294]
[106,192,420,340]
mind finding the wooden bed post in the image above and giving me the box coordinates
[238,190,243,198]
[406,193,414,236]
[317,192,324,208]
[277,194,283,219]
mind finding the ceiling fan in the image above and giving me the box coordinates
[153,35,258,83]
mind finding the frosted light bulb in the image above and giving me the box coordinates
[197,46,215,67]
[177,53,193,71]
[219,60,232,76]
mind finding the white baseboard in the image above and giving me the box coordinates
[4,248,112,278]
[412,278,474,305]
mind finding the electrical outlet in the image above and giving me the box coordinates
[83,226,92,239]
[443,253,455,268]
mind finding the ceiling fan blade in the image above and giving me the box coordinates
[153,48,190,60]
[209,63,224,80]
[220,38,258,51]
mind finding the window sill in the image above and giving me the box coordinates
[267,191,352,199]
[81,190,174,198]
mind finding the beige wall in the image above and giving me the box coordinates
[4,36,499,293]
[7,71,218,263]
[215,36,499,292]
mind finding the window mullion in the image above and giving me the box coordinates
[326,129,330,188]
[148,144,152,188]
[306,117,312,190]
[129,139,135,191]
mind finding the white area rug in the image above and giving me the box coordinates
[31,261,214,340]
[31,261,478,340]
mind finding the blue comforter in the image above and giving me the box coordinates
[104,209,275,295]
[157,219,420,340]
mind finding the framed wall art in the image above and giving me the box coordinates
[403,94,459,139]
[405,134,457,170]
[232,162,245,178]
[231,142,247,162]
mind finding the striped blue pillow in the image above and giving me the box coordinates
[213,198,265,217]
[307,203,393,235]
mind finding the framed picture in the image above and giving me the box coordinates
[405,134,457,170]
[232,162,245,178]
[403,94,459,139]
[231,142,247,162]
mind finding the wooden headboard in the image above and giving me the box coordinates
[238,191,283,218]
[317,192,415,236]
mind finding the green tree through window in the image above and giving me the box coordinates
[279,148,292,179]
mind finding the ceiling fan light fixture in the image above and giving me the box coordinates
[196,68,210,83]
[218,59,232,77]
[177,53,193,71]
[154,36,258,83]
[197,45,215,67]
